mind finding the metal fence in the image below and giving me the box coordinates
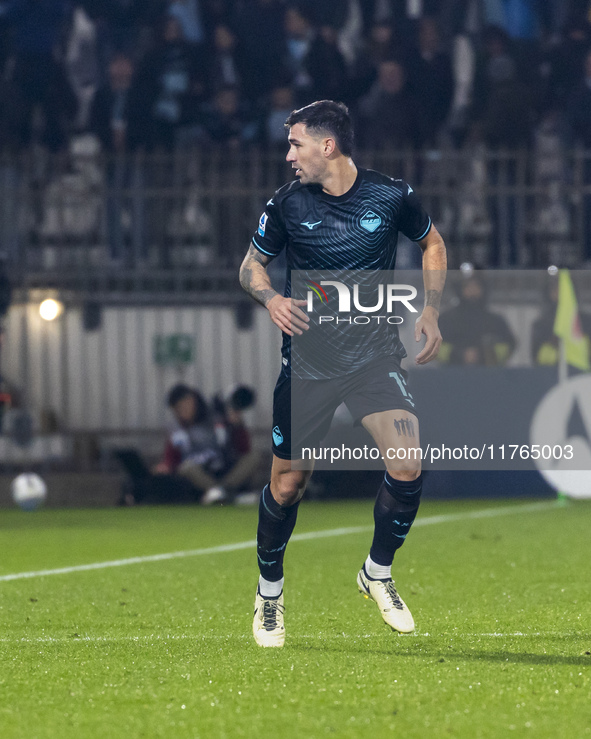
[1,143,591,300]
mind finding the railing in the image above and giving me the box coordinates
[1,143,590,299]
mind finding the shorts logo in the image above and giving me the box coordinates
[258,212,268,237]
[360,210,382,233]
[272,425,284,446]
[389,371,415,407]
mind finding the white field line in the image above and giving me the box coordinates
[0,500,558,584]
[0,631,577,645]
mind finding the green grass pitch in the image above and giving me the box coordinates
[0,498,590,738]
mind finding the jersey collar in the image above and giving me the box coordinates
[313,167,363,203]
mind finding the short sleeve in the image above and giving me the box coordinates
[397,182,432,242]
[251,196,288,258]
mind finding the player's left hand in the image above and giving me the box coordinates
[415,307,442,364]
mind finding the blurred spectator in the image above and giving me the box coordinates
[307,24,349,103]
[89,53,145,263]
[199,86,261,145]
[406,16,454,146]
[89,53,143,152]
[134,15,207,150]
[365,19,398,64]
[232,0,287,102]
[154,383,227,504]
[356,58,423,150]
[207,23,244,94]
[481,55,534,149]
[155,383,259,504]
[211,384,261,492]
[283,5,316,105]
[567,48,591,261]
[130,14,209,264]
[480,52,534,264]
[546,15,591,110]
[438,273,516,365]
[359,0,416,42]
[4,0,67,55]
[66,7,101,129]
[265,85,294,147]
[472,26,535,264]
[80,0,165,60]
[283,5,348,106]
[472,24,536,144]
[3,0,591,272]
[502,0,542,41]
[3,0,76,151]
[350,20,399,101]
[309,0,350,31]
[167,0,205,44]
[567,48,591,149]
[0,4,10,75]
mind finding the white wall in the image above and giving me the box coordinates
[1,300,540,432]
[2,303,282,431]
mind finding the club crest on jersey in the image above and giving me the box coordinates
[258,212,268,236]
[360,210,382,233]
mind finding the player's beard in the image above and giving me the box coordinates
[296,160,326,186]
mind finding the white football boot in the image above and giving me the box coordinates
[357,566,415,633]
[253,587,285,647]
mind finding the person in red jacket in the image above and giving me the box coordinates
[155,383,260,504]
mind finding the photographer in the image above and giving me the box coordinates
[155,383,260,504]
[210,385,261,499]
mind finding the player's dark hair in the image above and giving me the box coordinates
[285,100,354,156]
[229,385,256,411]
[167,383,192,407]
[167,384,209,423]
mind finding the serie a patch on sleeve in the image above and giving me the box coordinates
[258,212,268,237]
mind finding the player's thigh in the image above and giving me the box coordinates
[362,409,421,479]
[270,453,313,506]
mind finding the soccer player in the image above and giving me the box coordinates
[239,100,447,647]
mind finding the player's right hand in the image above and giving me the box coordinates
[267,295,309,336]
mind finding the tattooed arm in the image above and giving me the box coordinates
[239,244,278,307]
[239,245,309,336]
[414,224,447,364]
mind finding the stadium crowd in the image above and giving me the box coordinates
[0,0,591,154]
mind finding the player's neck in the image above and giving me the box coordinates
[321,159,358,197]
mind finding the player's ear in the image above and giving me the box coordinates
[323,138,336,156]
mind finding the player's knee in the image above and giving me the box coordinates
[386,464,421,482]
[271,469,309,506]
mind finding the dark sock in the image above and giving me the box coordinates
[256,483,300,582]
[369,472,422,567]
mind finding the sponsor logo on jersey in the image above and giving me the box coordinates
[301,220,322,230]
[360,210,382,233]
[272,425,284,445]
[258,212,268,236]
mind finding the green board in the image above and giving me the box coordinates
[153,333,195,365]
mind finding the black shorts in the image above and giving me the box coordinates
[271,356,417,460]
